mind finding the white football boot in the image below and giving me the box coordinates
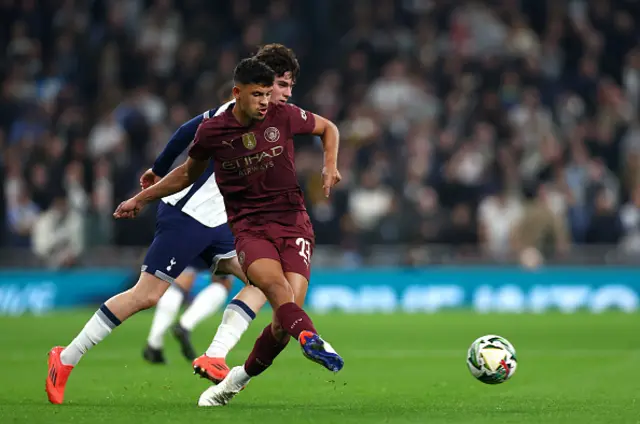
[198,366,249,406]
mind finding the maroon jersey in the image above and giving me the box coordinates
[189,102,316,227]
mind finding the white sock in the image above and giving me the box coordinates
[179,283,228,331]
[206,299,255,358]
[60,305,120,366]
[233,366,252,389]
[147,285,184,349]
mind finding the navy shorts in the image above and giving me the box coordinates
[142,202,236,284]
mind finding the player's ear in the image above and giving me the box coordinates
[232,85,241,101]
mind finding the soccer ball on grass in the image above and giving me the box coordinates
[466,334,517,384]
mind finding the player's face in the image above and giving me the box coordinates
[270,71,294,104]
[235,84,272,120]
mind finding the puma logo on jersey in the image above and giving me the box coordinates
[221,140,235,149]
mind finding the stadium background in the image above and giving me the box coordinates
[0,1,639,423]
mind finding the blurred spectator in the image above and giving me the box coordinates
[88,113,125,158]
[439,203,478,251]
[478,187,523,259]
[619,186,640,253]
[7,190,40,246]
[514,183,570,258]
[138,0,181,78]
[348,169,393,239]
[32,193,84,268]
[586,187,622,244]
[88,158,114,246]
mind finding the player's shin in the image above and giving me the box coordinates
[274,302,317,340]
[60,304,121,366]
[243,324,290,377]
[62,274,169,366]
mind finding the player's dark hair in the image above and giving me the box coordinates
[233,57,275,87]
[254,43,300,82]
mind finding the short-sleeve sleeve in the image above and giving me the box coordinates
[285,103,316,135]
[188,122,213,161]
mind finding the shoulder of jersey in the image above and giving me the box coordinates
[205,100,235,120]
[270,101,294,118]
[274,102,293,111]
[201,100,235,129]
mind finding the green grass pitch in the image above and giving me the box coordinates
[0,310,638,423]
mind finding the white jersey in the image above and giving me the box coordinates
[161,101,234,228]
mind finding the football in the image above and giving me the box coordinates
[466,334,517,384]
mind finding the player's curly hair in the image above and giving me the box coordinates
[254,43,300,82]
[233,57,275,87]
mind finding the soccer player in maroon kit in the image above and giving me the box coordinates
[114,57,344,405]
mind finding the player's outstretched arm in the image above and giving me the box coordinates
[113,157,209,219]
[310,114,341,197]
[141,113,208,188]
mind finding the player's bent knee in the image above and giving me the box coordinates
[174,271,196,292]
[285,272,310,306]
[129,288,159,311]
[235,285,267,312]
[132,272,171,310]
[217,257,247,283]
[262,280,294,306]
[247,259,294,306]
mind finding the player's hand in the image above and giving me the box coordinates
[113,197,146,219]
[322,166,342,198]
[140,168,161,189]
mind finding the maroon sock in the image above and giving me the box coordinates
[275,302,317,340]
[244,324,289,377]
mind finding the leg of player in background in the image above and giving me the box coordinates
[143,268,197,363]
[46,271,172,404]
[193,252,265,382]
[46,202,219,404]
[193,284,266,382]
[198,259,343,406]
[173,275,232,360]
[150,237,244,363]
[193,256,266,382]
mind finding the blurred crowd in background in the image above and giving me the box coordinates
[2,0,640,267]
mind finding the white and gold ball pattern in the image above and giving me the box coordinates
[466,334,517,384]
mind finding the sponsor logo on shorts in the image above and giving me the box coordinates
[264,127,280,142]
[238,251,245,266]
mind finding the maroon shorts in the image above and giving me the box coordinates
[233,211,315,282]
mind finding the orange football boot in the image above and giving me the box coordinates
[192,355,230,384]
[46,346,74,404]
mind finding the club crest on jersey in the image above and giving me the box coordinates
[264,127,280,143]
[242,133,257,150]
